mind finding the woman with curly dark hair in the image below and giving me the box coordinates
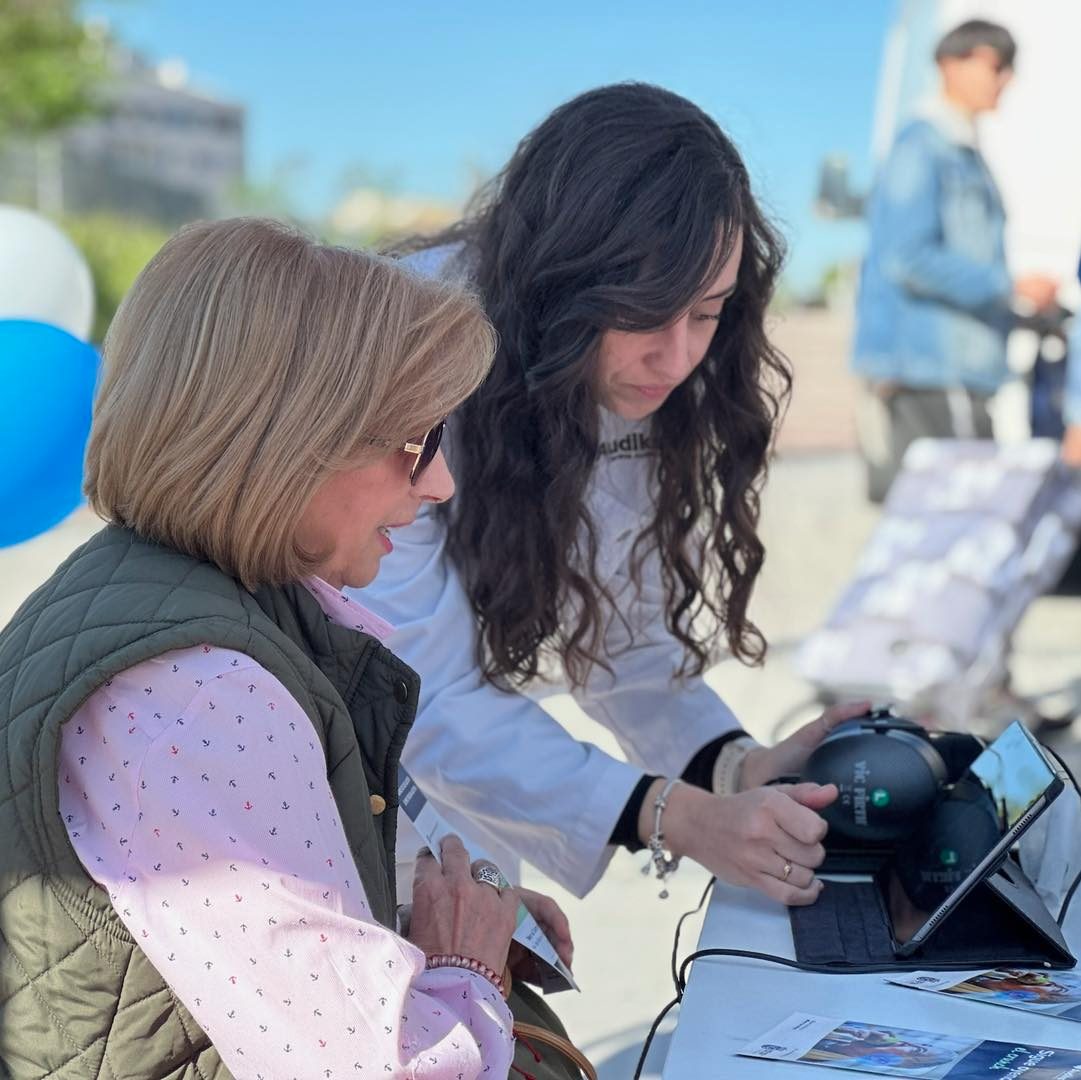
[364,83,865,903]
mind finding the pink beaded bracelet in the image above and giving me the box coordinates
[425,953,507,997]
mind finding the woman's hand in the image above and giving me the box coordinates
[407,835,519,975]
[648,779,838,906]
[506,887,574,983]
[739,700,871,791]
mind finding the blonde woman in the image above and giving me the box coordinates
[0,219,575,1080]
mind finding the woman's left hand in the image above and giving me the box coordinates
[507,887,574,982]
[739,700,871,791]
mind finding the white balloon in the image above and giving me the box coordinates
[0,204,95,341]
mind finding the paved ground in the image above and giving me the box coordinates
[3,307,1079,1077]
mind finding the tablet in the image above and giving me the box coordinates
[893,719,1066,957]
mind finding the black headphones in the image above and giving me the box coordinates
[800,708,998,908]
[802,708,984,842]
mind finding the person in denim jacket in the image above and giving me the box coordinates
[853,19,1059,499]
[1066,299,1081,466]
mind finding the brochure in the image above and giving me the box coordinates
[397,766,578,993]
[888,969,1081,1022]
[738,1012,1081,1077]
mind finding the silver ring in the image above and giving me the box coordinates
[473,864,503,891]
[781,860,793,882]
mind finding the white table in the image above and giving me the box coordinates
[661,879,1081,1077]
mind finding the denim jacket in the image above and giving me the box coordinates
[852,107,1014,394]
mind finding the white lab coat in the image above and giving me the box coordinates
[353,249,744,898]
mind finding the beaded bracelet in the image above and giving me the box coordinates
[711,735,758,797]
[425,953,507,997]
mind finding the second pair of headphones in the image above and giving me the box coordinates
[801,708,1002,909]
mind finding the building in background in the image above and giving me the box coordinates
[1,45,244,226]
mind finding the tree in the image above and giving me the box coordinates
[63,213,169,342]
[0,0,107,142]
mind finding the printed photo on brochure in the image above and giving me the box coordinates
[889,968,1081,1022]
[739,1012,1081,1078]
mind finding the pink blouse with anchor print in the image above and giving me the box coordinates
[59,576,514,1079]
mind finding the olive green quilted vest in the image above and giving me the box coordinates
[0,525,418,1079]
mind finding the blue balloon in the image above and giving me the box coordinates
[0,319,99,547]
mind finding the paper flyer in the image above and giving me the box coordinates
[397,766,579,993]
[738,1012,1081,1078]
[888,969,1081,1023]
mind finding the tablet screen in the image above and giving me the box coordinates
[887,720,1060,947]
[968,721,1059,830]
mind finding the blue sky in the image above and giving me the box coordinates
[85,1,895,292]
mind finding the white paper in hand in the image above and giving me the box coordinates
[397,766,578,993]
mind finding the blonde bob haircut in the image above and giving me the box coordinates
[85,217,495,588]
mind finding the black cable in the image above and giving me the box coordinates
[631,994,681,1080]
[632,876,718,1080]
[1038,741,1081,926]
[672,938,1081,993]
[670,876,716,993]
[674,947,979,991]
[1058,870,1081,929]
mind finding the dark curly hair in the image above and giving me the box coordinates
[399,82,790,689]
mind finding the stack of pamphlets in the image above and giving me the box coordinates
[739,1012,1081,1077]
[887,969,1081,1023]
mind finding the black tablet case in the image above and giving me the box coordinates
[789,858,1075,971]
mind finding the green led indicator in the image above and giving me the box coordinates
[939,848,959,867]
[870,788,890,808]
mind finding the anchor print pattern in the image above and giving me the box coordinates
[59,576,512,1078]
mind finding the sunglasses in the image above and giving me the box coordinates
[400,418,445,485]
